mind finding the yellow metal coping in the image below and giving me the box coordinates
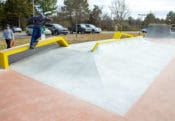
[0,37,69,69]
[91,32,135,52]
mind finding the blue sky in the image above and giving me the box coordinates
[57,0,175,19]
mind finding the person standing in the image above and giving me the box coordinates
[27,13,51,49]
[3,24,14,49]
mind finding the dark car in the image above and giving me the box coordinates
[45,24,69,35]
[171,24,175,32]
[69,24,92,34]
[85,24,101,33]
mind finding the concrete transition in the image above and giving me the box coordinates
[11,37,175,116]
[145,24,175,38]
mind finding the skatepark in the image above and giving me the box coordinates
[0,25,175,121]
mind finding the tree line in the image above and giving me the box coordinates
[0,0,57,29]
[0,0,175,31]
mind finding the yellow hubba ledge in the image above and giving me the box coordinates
[0,37,69,69]
[91,32,135,52]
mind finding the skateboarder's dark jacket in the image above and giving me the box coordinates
[28,14,51,28]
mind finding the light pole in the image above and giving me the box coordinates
[138,14,146,35]
[33,0,35,16]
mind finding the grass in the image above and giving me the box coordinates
[64,33,114,43]
[0,32,140,51]
[0,38,30,50]
[0,33,114,50]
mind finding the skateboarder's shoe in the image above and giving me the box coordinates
[30,46,35,49]
[33,41,39,47]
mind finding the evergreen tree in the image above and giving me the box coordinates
[143,13,156,27]
[64,0,90,25]
[88,5,102,26]
[166,11,175,24]
[0,1,5,27]
[4,0,32,27]
[0,1,5,22]
[35,0,57,14]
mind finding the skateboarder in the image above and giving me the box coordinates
[27,13,51,49]
[3,24,15,49]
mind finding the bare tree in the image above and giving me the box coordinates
[110,0,129,30]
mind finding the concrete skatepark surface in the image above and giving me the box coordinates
[1,31,175,121]
[9,37,175,116]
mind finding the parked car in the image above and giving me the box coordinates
[171,24,175,32]
[26,25,52,36]
[45,24,69,35]
[12,26,22,33]
[85,24,101,33]
[141,28,147,33]
[69,24,92,34]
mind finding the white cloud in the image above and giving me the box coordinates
[88,0,175,18]
[57,0,175,18]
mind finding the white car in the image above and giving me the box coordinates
[26,25,52,36]
[141,28,147,33]
[12,26,22,33]
[85,24,102,33]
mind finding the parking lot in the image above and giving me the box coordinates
[0,31,116,40]
[0,31,117,50]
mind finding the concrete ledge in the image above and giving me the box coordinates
[0,37,69,69]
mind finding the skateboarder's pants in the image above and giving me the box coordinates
[30,27,41,47]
